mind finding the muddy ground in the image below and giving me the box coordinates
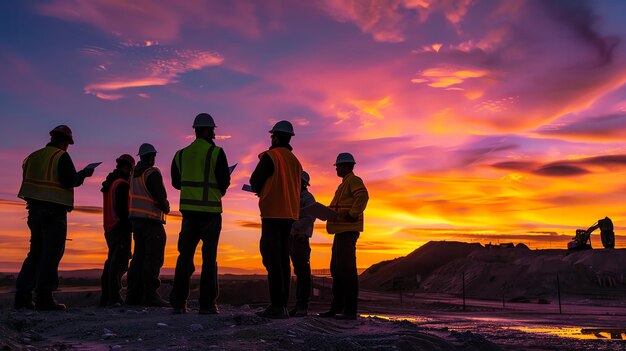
[1,288,625,351]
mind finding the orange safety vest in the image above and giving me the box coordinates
[258,148,302,219]
[18,146,74,208]
[103,178,128,231]
[129,167,166,223]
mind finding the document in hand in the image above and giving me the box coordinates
[303,202,338,221]
[84,162,102,170]
[229,163,238,174]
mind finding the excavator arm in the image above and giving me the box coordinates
[568,217,615,250]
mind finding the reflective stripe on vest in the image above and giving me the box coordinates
[103,178,127,231]
[258,148,302,219]
[175,139,222,213]
[129,167,166,223]
[18,146,74,208]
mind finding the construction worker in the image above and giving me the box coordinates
[250,120,302,319]
[126,143,170,307]
[318,153,369,320]
[15,125,94,310]
[169,113,231,314]
[288,171,316,317]
[99,154,135,307]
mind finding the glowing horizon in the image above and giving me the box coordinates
[2,0,626,272]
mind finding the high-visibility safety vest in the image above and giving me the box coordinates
[258,148,302,219]
[326,172,369,234]
[129,167,166,223]
[174,139,222,213]
[18,146,74,208]
[103,178,128,231]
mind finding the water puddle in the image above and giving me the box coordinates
[360,314,431,324]
[508,326,626,340]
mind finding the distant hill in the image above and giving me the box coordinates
[360,241,483,290]
[360,241,626,300]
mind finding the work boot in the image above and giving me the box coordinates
[199,304,219,315]
[172,303,189,314]
[35,293,67,311]
[142,294,170,307]
[14,291,35,310]
[288,306,308,317]
[125,295,142,306]
[317,310,338,318]
[255,305,288,319]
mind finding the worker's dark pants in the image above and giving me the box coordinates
[289,235,311,308]
[126,220,166,303]
[330,231,360,316]
[100,223,132,305]
[16,206,67,294]
[170,214,222,309]
[260,218,294,308]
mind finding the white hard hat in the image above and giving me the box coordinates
[334,153,356,165]
[137,143,157,156]
[193,113,216,128]
[269,120,295,136]
[301,171,310,186]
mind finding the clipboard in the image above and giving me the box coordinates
[303,202,338,221]
[229,163,238,175]
[84,162,102,170]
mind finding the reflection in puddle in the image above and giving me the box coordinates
[360,314,431,324]
[509,326,626,340]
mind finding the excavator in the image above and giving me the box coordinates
[567,217,615,250]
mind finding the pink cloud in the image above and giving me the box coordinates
[320,0,475,42]
[83,47,223,99]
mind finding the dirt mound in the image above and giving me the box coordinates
[361,241,626,301]
[360,241,483,290]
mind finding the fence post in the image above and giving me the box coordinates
[557,273,562,314]
[462,272,466,311]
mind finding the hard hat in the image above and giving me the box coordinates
[301,171,311,186]
[49,125,74,144]
[334,152,356,165]
[137,143,157,156]
[116,154,135,167]
[269,120,295,136]
[193,113,216,128]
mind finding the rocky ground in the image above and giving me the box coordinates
[1,290,625,351]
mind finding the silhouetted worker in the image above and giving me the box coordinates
[99,154,135,307]
[250,120,302,319]
[319,153,369,320]
[169,113,231,314]
[15,125,94,310]
[126,143,170,307]
[288,171,316,317]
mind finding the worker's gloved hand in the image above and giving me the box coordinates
[343,213,358,223]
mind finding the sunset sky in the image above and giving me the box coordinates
[2,0,626,273]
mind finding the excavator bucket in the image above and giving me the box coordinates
[598,217,615,249]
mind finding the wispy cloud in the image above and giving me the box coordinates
[83,46,223,99]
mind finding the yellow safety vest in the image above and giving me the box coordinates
[258,148,302,219]
[174,139,222,213]
[326,172,369,234]
[129,167,166,223]
[18,146,74,208]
